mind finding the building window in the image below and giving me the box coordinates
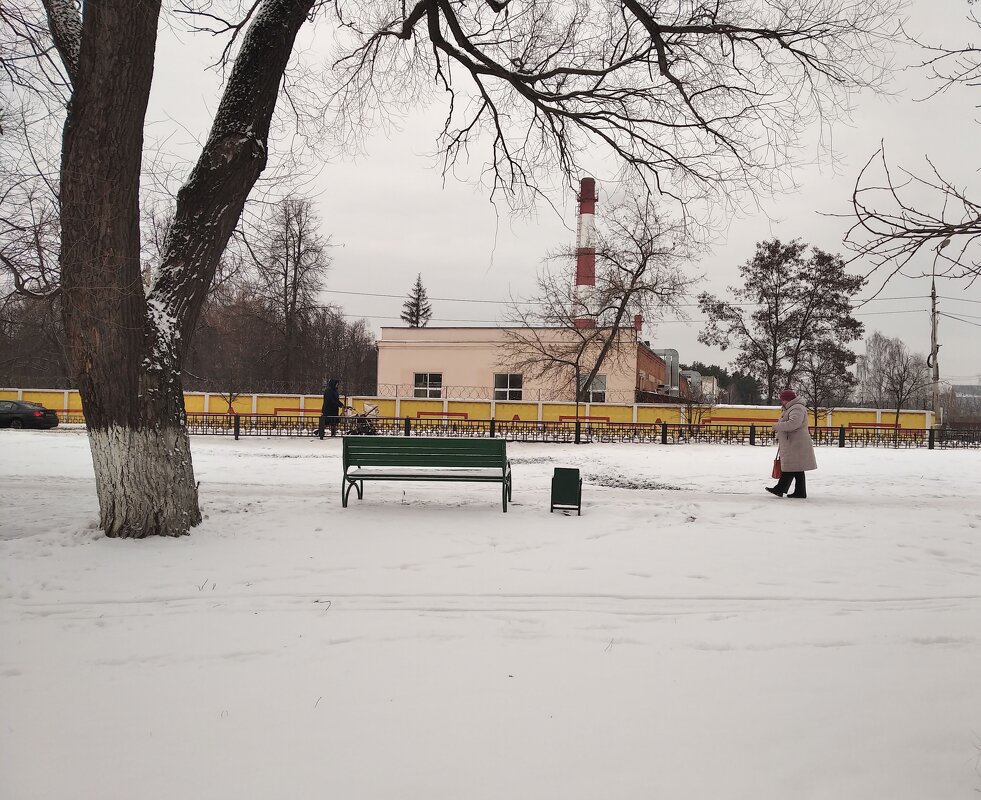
[578,373,607,403]
[413,372,442,398]
[494,373,523,401]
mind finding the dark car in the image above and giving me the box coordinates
[0,400,60,429]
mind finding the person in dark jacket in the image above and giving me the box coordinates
[766,388,817,498]
[318,379,343,437]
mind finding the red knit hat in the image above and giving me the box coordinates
[779,389,797,402]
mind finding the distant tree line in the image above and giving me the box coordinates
[0,292,69,387]
[1,196,378,396]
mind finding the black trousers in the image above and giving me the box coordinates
[317,414,340,437]
[774,471,806,497]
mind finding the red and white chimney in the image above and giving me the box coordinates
[574,177,597,329]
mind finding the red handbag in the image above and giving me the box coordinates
[771,458,782,479]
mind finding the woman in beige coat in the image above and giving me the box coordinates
[766,389,817,498]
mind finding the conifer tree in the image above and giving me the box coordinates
[400,274,433,328]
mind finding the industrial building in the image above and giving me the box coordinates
[376,177,690,405]
[375,322,673,404]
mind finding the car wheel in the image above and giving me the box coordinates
[10,419,23,429]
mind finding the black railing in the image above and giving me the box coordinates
[843,426,929,449]
[936,427,981,448]
[663,424,763,445]
[178,414,981,449]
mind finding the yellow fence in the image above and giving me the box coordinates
[1,387,935,429]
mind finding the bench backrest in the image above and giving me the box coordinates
[343,436,508,469]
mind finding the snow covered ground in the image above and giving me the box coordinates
[1,428,980,799]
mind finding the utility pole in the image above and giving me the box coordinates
[929,238,951,428]
[930,275,939,426]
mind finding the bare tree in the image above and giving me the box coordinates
[183,281,267,408]
[244,195,331,385]
[315,313,378,395]
[330,0,900,216]
[0,99,61,299]
[943,384,981,426]
[859,332,931,426]
[37,0,318,538]
[798,342,857,426]
[504,196,695,401]
[181,288,378,397]
[0,3,71,104]
[0,291,70,386]
[680,376,715,425]
[846,12,981,285]
[0,86,67,388]
[847,145,981,286]
[8,0,903,536]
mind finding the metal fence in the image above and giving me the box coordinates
[178,414,981,450]
[371,384,675,404]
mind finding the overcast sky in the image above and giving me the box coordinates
[150,0,981,386]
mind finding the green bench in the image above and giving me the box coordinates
[342,437,513,512]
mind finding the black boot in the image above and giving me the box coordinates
[767,474,792,496]
[788,472,807,498]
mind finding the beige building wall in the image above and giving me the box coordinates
[377,326,645,401]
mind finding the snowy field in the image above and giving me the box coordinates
[1,428,980,799]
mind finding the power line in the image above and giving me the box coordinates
[321,308,933,326]
[939,312,981,328]
[939,310,981,320]
[319,309,502,324]
[852,309,925,317]
[322,287,950,311]
[320,286,976,325]
[323,289,522,305]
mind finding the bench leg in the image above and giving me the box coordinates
[342,477,363,508]
[502,482,508,513]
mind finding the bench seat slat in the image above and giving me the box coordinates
[347,468,506,481]
[347,457,504,468]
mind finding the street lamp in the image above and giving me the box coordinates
[929,238,951,428]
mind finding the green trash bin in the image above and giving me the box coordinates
[550,467,582,515]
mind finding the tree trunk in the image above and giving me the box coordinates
[89,426,199,537]
[56,0,316,537]
[59,2,179,537]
